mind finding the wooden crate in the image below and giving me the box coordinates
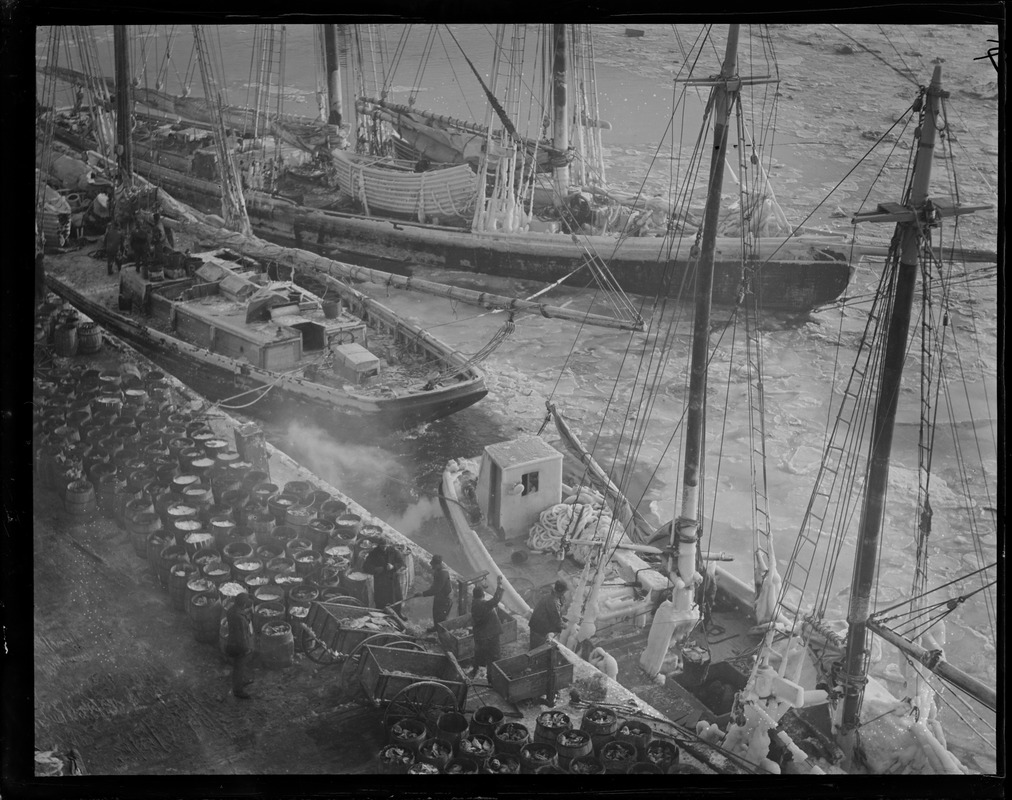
[488,645,574,703]
[435,608,518,661]
[302,601,403,656]
[359,645,469,708]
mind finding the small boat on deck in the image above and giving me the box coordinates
[44,237,487,430]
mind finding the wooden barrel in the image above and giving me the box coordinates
[519,743,558,774]
[293,549,322,577]
[128,511,162,558]
[222,541,254,568]
[377,744,416,775]
[247,509,276,546]
[334,513,362,543]
[249,481,279,508]
[253,601,286,646]
[201,561,232,588]
[567,755,605,775]
[339,570,373,608]
[580,707,619,756]
[318,499,348,523]
[388,718,428,754]
[166,503,200,542]
[435,711,469,751]
[211,471,243,506]
[457,734,494,769]
[417,738,452,771]
[555,729,593,769]
[615,719,652,760]
[253,585,285,608]
[470,707,505,739]
[285,537,313,561]
[482,755,520,774]
[181,527,214,558]
[76,321,102,353]
[443,757,478,775]
[599,740,637,774]
[305,518,334,551]
[171,473,202,495]
[185,577,217,620]
[285,505,313,540]
[157,544,187,590]
[168,562,200,612]
[265,556,296,579]
[256,542,284,562]
[534,710,571,746]
[189,594,222,644]
[281,480,313,501]
[221,488,251,526]
[493,723,530,757]
[267,493,300,525]
[231,556,264,585]
[258,620,294,669]
[643,739,680,771]
[243,573,271,595]
[54,323,78,357]
[64,479,97,517]
[209,515,238,549]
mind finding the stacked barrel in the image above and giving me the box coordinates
[32,358,402,674]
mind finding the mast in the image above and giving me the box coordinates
[324,24,343,126]
[113,25,132,184]
[839,66,945,733]
[551,24,569,200]
[672,25,740,582]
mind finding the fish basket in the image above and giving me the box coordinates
[488,645,574,703]
[435,608,517,661]
[358,645,469,710]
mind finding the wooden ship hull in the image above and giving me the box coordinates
[47,118,853,314]
[44,246,487,432]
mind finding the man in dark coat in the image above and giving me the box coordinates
[528,580,568,650]
[103,220,123,275]
[362,539,405,609]
[225,592,255,699]
[468,575,504,678]
[416,554,453,630]
[129,222,150,270]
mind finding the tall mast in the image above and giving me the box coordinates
[113,25,132,184]
[551,24,569,200]
[191,25,251,236]
[324,24,343,126]
[839,66,946,733]
[672,24,740,584]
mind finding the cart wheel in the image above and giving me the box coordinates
[339,633,417,701]
[301,623,343,666]
[384,680,459,730]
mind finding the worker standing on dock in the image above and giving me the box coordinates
[528,580,569,650]
[103,219,123,275]
[414,554,453,631]
[225,593,255,699]
[362,538,405,610]
[468,575,504,679]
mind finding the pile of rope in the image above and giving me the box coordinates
[527,488,625,566]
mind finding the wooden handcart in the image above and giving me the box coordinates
[351,644,470,729]
[299,601,414,665]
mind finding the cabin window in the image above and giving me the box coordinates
[521,471,539,496]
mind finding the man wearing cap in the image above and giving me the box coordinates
[225,592,255,699]
[415,554,453,631]
[468,575,504,679]
[528,580,569,650]
[362,538,405,609]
